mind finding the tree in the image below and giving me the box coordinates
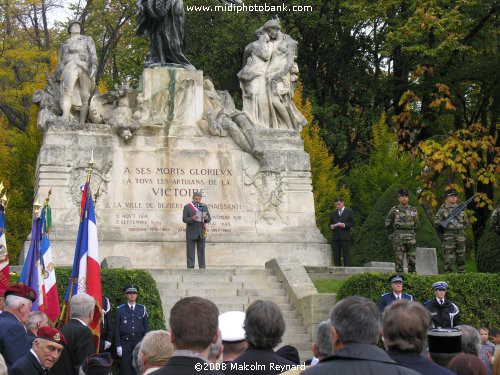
[347,113,419,226]
[294,83,350,239]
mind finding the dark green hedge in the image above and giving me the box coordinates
[476,216,500,273]
[336,272,500,327]
[10,267,165,329]
[351,183,443,271]
[53,267,166,330]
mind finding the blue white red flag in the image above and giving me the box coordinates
[60,182,102,348]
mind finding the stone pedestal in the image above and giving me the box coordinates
[29,67,330,268]
[416,247,438,274]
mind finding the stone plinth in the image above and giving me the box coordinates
[416,247,438,274]
[30,68,329,268]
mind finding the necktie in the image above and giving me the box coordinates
[397,296,400,300]
[440,299,443,305]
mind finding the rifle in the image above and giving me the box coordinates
[437,193,478,233]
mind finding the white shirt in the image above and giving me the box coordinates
[128,303,136,310]
[143,368,161,374]
[393,293,402,300]
[30,349,47,371]
[74,318,88,326]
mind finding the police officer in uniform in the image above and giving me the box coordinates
[385,189,419,273]
[377,274,413,313]
[435,189,469,273]
[115,285,149,375]
[424,281,460,328]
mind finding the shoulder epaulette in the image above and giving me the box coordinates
[423,300,431,305]
[404,293,413,300]
[381,292,390,296]
[117,304,125,309]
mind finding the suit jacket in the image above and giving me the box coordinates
[329,207,355,241]
[183,202,211,240]
[0,311,31,368]
[52,319,95,375]
[388,352,455,375]
[9,351,54,375]
[377,292,413,313]
[155,355,223,375]
[224,347,296,375]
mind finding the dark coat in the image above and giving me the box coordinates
[155,355,223,375]
[302,344,421,375]
[377,292,413,313]
[9,351,55,375]
[224,347,296,375]
[329,207,355,240]
[0,311,31,368]
[99,296,112,352]
[424,298,460,328]
[183,203,211,240]
[52,319,95,375]
[388,352,456,375]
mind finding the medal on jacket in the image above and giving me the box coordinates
[124,319,127,324]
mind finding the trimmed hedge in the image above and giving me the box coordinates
[476,216,500,273]
[351,183,443,271]
[336,272,500,327]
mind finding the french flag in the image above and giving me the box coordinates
[40,205,60,322]
[0,203,10,293]
[61,182,102,348]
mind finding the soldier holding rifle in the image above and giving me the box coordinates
[434,189,471,273]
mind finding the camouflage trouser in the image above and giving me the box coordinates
[392,234,416,273]
[443,232,466,273]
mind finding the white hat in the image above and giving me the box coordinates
[218,311,246,342]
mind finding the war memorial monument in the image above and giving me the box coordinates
[31,8,330,268]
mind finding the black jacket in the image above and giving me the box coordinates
[9,351,55,375]
[302,344,421,375]
[388,352,456,375]
[155,355,223,375]
[424,298,460,328]
[52,319,95,375]
[224,347,296,375]
[329,208,355,240]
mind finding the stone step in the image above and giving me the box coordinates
[231,275,280,283]
[234,268,274,276]
[157,281,245,290]
[238,288,286,297]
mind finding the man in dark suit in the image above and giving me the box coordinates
[0,284,37,369]
[377,274,413,313]
[52,292,96,375]
[329,197,355,266]
[182,191,211,268]
[155,297,222,375]
[10,326,67,375]
[383,300,456,375]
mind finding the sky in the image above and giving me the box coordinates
[47,1,79,26]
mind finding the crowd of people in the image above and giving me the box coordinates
[0,279,499,375]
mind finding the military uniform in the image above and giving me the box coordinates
[99,296,112,353]
[377,274,413,313]
[385,191,418,273]
[115,285,149,375]
[435,195,469,273]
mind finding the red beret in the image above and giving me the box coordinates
[36,326,67,346]
[4,284,37,302]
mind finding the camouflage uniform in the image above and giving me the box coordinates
[385,204,419,273]
[491,206,500,235]
[435,203,469,273]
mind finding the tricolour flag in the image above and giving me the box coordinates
[0,202,9,293]
[40,203,60,322]
[20,210,44,311]
[60,181,102,349]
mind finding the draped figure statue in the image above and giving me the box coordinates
[136,0,194,69]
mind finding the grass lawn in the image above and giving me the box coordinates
[314,278,346,293]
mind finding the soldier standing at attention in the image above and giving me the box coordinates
[115,284,149,375]
[424,281,460,328]
[385,189,419,273]
[434,189,469,273]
